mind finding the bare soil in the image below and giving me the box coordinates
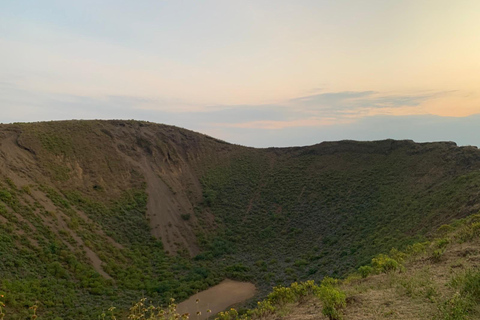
[176,280,256,320]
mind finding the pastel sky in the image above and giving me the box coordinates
[1,0,479,147]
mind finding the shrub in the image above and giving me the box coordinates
[321,277,340,287]
[0,203,6,215]
[435,238,450,249]
[358,265,374,278]
[439,292,472,320]
[294,259,309,268]
[432,248,446,263]
[458,269,480,301]
[0,293,5,320]
[405,242,428,256]
[127,298,189,320]
[316,285,346,320]
[441,269,480,319]
[249,300,275,318]
[456,222,480,242]
[389,248,406,263]
[267,285,296,305]
[235,282,320,320]
[21,185,32,195]
[284,267,296,276]
[224,263,250,281]
[216,308,239,320]
[290,280,318,302]
[0,190,13,204]
[371,254,400,273]
[437,224,454,236]
[203,189,217,207]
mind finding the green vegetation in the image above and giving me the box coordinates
[123,298,190,320]
[214,279,346,320]
[198,140,480,294]
[357,265,373,278]
[0,180,224,319]
[217,213,480,320]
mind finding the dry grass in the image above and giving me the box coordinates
[260,219,480,320]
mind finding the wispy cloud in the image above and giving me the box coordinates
[286,90,448,115]
[211,118,347,130]
[207,90,451,129]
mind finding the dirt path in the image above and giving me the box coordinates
[176,280,256,320]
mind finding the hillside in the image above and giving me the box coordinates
[222,213,480,320]
[0,120,480,319]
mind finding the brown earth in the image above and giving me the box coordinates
[176,279,256,320]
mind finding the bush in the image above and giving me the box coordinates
[127,298,190,320]
[249,300,275,318]
[267,285,296,305]
[321,277,340,287]
[0,293,5,320]
[0,190,13,204]
[458,269,480,301]
[432,248,446,263]
[203,189,217,207]
[405,242,428,256]
[435,238,450,249]
[371,254,400,273]
[437,224,454,236]
[441,269,480,319]
[389,248,406,264]
[216,308,239,320]
[439,292,472,320]
[290,280,318,302]
[316,285,346,320]
[294,259,309,268]
[219,281,322,320]
[457,222,480,242]
[224,263,250,281]
[358,265,374,278]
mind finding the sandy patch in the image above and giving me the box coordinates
[177,280,256,320]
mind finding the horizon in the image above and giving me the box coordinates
[1,118,477,149]
[1,1,480,148]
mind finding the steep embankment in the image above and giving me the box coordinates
[0,120,480,319]
[10,120,235,255]
[226,213,480,320]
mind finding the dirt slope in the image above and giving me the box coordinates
[177,279,256,319]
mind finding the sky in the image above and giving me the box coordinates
[1,0,479,147]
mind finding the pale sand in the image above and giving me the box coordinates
[176,279,256,319]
